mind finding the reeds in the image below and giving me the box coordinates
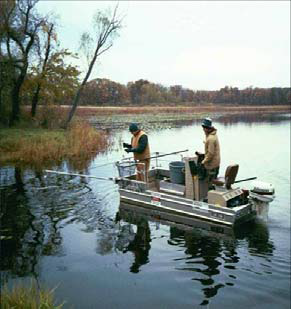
[67,121,109,158]
[22,104,288,119]
[0,121,110,168]
[1,280,64,308]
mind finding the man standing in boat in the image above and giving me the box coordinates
[123,123,150,182]
[201,118,220,188]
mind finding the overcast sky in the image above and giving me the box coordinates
[37,1,290,90]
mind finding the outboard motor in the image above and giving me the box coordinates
[249,180,275,203]
[249,180,275,221]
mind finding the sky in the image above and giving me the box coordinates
[37,1,290,91]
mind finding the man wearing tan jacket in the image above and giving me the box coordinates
[201,118,220,188]
[123,123,150,182]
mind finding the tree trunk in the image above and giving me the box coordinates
[9,66,27,126]
[31,24,54,118]
[9,83,21,126]
[0,88,2,115]
[64,86,83,128]
[64,51,98,128]
[31,83,41,117]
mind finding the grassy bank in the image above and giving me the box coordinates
[0,122,110,168]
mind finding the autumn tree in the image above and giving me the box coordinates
[127,79,150,104]
[64,5,123,127]
[22,49,80,107]
[140,82,165,104]
[79,78,129,105]
[0,0,47,126]
[30,21,55,117]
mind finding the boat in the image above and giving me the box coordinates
[116,154,275,227]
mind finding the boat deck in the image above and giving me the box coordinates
[117,169,255,226]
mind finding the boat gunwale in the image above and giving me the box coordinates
[119,194,235,226]
[119,187,251,215]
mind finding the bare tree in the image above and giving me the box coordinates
[64,5,123,128]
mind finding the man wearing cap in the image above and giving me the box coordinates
[123,123,150,182]
[201,118,220,188]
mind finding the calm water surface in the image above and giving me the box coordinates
[1,115,290,308]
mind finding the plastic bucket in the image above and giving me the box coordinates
[169,161,185,184]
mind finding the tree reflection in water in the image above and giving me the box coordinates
[1,166,276,306]
[0,166,93,283]
[1,167,37,280]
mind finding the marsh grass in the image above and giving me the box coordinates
[71,104,289,117]
[1,280,64,308]
[70,104,289,130]
[0,121,110,168]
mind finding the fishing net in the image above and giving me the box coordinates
[116,161,136,177]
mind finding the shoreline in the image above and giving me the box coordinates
[70,104,290,129]
[67,104,290,116]
[2,105,289,167]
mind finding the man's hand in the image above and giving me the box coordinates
[195,151,204,157]
[123,142,131,149]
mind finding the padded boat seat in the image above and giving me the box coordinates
[212,164,239,189]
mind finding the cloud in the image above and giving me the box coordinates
[37,1,290,89]
[171,46,278,88]
[176,46,271,74]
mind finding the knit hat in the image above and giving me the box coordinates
[129,123,139,132]
[201,118,213,128]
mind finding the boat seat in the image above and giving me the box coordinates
[212,164,239,189]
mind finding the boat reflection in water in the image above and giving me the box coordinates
[116,202,274,305]
[117,202,236,239]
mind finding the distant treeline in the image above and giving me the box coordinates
[1,1,290,128]
[78,78,290,106]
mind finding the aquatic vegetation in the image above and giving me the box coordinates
[1,280,64,308]
[82,105,290,130]
[72,104,289,117]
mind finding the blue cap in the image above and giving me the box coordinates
[129,123,139,132]
[201,118,213,128]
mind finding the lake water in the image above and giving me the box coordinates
[1,114,290,308]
